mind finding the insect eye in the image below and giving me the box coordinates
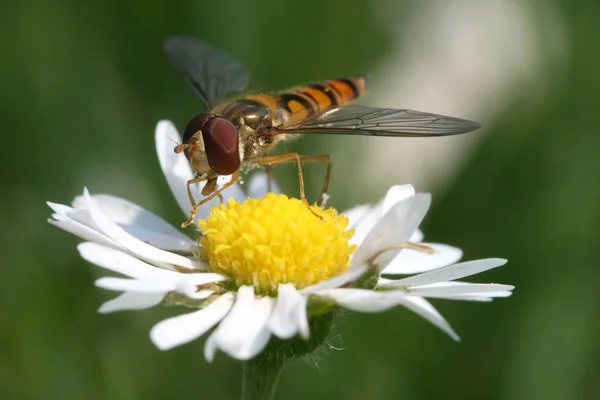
[182,113,213,159]
[201,117,240,175]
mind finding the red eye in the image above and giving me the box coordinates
[201,117,240,175]
[182,114,213,160]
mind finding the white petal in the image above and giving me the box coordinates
[407,283,514,298]
[351,194,431,270]
[155,120,197,217]
[72,194,195,252]
[438,293,510,302]
[385,282,514,300]
[269,284,309,340]
[98,291,165,313]
[48,218,117,248]
[343,204,372,229]
[48,201,95,227]
[184,290,215,300]
[95,277,172,293]
[381,184,416,215]
[300,266,367,295]
[78,242,174,279]
[316,288,409,312]
[83,188,203,270]
[204,286,274,361]
[409,229,424,242]
[387,258,508,288]
[150,292,235,350]
[350,185,420,247]
[398,297,459,341]
[247,172,281,198]
[179,273,230,286]
[468,291,513,298]
[48,201,118,246]
[381,243,463,275]
[175,273,230,298]
[349,202,383,245]
[316,288,459,340]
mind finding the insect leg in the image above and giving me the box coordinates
[186,177,207,206]
[297,154,331,206]
[264,165,273,192]
[181,172,240,228]
[255,153,331,218]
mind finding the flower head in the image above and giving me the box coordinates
[200,194,355,294]
[47,120,514,361]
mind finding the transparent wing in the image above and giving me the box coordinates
[273,105,481,137]
[164,36,250,109]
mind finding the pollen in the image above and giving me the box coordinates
[198,193,356,295]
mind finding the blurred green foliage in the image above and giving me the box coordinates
[1,0,599,399]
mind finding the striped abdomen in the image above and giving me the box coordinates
[242,77,367,126]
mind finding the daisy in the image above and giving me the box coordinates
[47,120,513,361]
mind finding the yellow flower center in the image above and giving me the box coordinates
[198,193,356,295]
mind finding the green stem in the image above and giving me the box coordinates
[239,311,336,399]
[240,354,285,400]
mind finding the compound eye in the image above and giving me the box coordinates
[182,113,213,159]
[201,117,240,175]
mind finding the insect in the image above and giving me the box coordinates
[164,36,481,227]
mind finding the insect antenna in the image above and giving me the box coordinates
[174,137,199,158]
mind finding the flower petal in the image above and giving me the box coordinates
[407,282,515,298]
[351,193,431,270]
[174,273,229,299]
[77,242,174,279]
[79,242,226,300]
[155,120,197,217]
[350,185,415,244]
[349,203,383,246]
[269,283,309,340]
[204,286,274,361]
[48,201,95,227]
[435,292,512,301]
[150,292,235,350]
[95,277,173,292]
[48,217,117,248]
[409,228,424,242]
[343,204,372,229]
[247,172,281,198]
[398,297,460,341]
[315,288,408,312]
[380,243,463,275]
[72,194,195,252]
[315,288,459,340]
[300,266,368,295]
[98,291,165,313]
[381,184,416,215]
[83,188,203,270]
[384,258,508,288]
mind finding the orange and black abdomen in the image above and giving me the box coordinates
[243,76,367,125]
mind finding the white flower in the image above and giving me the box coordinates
[47,120,513,361]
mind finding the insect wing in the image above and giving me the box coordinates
[164,36,250,109]
[273,105,481,137]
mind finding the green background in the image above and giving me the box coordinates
[2,0,599,399]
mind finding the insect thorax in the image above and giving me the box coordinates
[214,100,283,163]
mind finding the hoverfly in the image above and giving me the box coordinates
[164,36,481,227]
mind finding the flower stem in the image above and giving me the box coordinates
[240,353,285,400]
[239,312,336,399]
